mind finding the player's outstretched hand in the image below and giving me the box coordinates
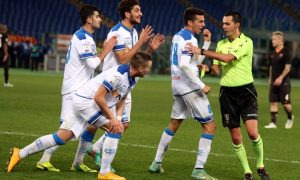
[99,36,117,60]
[103,36,117,51]
[148,33,165,53]
[201,85,211,94]
[185,42,200,55]
[139,25,154,44]
[203,29,211,42]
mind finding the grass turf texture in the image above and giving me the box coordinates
[0,69,300,180]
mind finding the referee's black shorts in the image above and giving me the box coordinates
[219,83,258,128]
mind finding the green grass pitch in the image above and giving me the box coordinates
[0,69,300,180]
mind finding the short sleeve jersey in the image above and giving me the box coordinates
[170,29,202,95]
[61,27,97,95]
[76,64,137,108]
[213,33,254,87]
[102,22,138,71]
[269,47,291,82]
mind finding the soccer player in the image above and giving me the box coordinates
[35,5,117,172]
[0,24,13,87]
[73,0,165,170]
[187,11,270,180]
[6,51,153,180]
[148,8,217,180]
[264,31,294,129]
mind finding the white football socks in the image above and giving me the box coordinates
[92,132,107,154]
[100,134,120,175]
[19,134,59,159]
[154,129,174,163]
[194,134,213,169]
[38,145,60,163]
[73,131,94,166]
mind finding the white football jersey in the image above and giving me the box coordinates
[170,29,202,96]
[76,64,137,108]
[61,27,97,95]
[102,22,138,71]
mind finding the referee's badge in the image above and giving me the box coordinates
[224,114,230,123]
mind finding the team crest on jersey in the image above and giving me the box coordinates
[109,75,120,85]
[279,53,283,58]
[83,41,91,52]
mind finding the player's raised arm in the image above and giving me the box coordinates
[147,33,165,54]
[98,36,117,61]
[114,25,153,64]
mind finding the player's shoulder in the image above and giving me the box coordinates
[111,22,133,34]
[174,29,194,41]
[73,28,93,41]
[116,64,130,75]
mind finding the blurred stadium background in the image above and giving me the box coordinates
[1,0,300,77]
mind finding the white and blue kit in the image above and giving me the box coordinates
[102,22,138,123]
[170,29,213,123]
[60,64,137,138]
[102,22,138,71]
[60,27,99,124]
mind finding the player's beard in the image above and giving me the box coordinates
[129,16,140,25]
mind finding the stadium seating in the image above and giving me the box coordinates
[1,0,300,41]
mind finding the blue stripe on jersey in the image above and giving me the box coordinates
[176,28,194,41]
[107,132,122,139]
[129,77,136,87]
[201,133,214,140]
[111,22,133,33]
[102,80,113,92]
[75,27,93,40]
[117,64,136,86]
[164,128,175,136]
[113,44,125,50]
[182,50,193,56]
[111,22,122,32]
[79,52,94,59]
[117,64,130,74]
[87,111,103,124]
[194,115,213,123]
[81,130,95,142]
[53,133,65,145]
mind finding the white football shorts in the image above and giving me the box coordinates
[171,90,213,123]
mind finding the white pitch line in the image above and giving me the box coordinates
[1,131,300,165]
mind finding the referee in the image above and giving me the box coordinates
[187,11,270,180]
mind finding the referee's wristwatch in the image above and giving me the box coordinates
[200,48,206,55]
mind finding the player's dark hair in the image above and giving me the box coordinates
[224,11,241,24]
[130,51,152,69]
[80,5,100,24]
[118,0,140,19]
[184,8,205,26]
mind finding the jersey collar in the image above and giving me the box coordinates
[183,28,195,37]
[80,27,94,38]
[119,22,134,33]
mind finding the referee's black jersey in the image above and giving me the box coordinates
[0,32,8,59]
[269,47,291,82]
